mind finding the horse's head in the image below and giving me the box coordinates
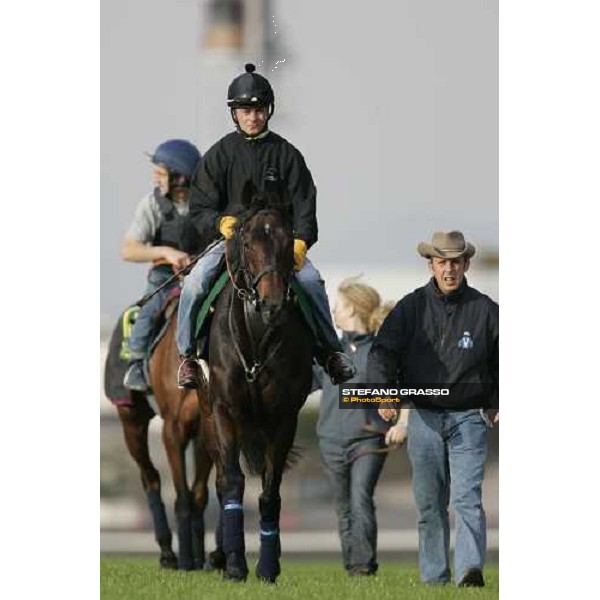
[230,179,294,322]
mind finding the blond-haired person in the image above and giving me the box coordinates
[314,278,397,577]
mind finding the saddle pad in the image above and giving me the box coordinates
[194,270,229,338]
[104,292,179,409]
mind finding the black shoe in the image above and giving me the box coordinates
[178,357,199,389]
[123,360,148,391]
[326,352,356,384]
[457,568,484,587]
[348,565,375,577]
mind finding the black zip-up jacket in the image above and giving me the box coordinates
[189,131,318,247]
[367,278,499,409]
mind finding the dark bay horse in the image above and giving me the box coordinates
[113,303,216,571]
[198,181,313,583]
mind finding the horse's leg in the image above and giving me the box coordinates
[117,401,177,569]
[214,404,248,582]
[162,415,196,570]
[196,396,227,571]
[256,414,298,583]
[209,470,227,570]
[190,434,213,569]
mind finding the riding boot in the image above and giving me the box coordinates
[178,356,199,389]
[325,351,356,384]
[124,359,148,391]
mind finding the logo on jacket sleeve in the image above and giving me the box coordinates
[457,331,473,349]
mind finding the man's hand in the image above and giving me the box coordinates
[293,239,307,270]
[378,407,398,422]
[163,247,191,270]
[385,423,408,446]
[219,216,238,240]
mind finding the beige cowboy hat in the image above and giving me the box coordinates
[417,231,476,260]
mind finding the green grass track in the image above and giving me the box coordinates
[101,557,499,600]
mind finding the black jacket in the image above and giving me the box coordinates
[189,131,318,247]
[367,278,499,409]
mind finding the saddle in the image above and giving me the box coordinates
[103,287,181,408]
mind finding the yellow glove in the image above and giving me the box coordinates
[219,216,238,240]
[293,239,307,270]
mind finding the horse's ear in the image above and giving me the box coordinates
[240,179,256,209]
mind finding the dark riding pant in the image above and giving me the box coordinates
[319,437,386,572]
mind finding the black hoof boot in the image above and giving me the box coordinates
[206,548,226,571]
[159,549,178,570]
[222,552,248,582]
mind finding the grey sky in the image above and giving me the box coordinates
[101,0,498,321]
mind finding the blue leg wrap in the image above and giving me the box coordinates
[216,507,224,549]
[257,520,281,580]
[146,489,171,546]
[192,513,205,568]
[222,501,245,554]
[177,513,194,570]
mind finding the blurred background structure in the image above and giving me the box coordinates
[101,0,498,557]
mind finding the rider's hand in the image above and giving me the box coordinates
[385,423,408,446]
[163,247,191,270]
[293,239,307,270]
[378,407,398,422]
[219,216,238,240]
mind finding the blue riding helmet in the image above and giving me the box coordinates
[149,139,201,178]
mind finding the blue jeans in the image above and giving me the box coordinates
[407,408,488,584]
[129,266,178,359]
[176,240,342,356]
[320,437,386,571]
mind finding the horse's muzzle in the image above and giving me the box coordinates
[257,299,284,325]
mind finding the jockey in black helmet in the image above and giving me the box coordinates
[175,64,356,388]
[122,139,204,391]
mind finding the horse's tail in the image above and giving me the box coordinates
[240,433,303,474]
[240,424,266,475]
[284,445,303,471]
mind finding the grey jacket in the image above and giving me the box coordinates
[315,332,381,444]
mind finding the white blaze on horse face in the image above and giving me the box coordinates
[264,223,271,236]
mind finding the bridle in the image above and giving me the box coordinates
[226,211,292,310]
[224,209,293,382]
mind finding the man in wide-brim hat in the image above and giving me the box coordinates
[367,230,499,588]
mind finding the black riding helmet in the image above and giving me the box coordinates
[227,63,275,133]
